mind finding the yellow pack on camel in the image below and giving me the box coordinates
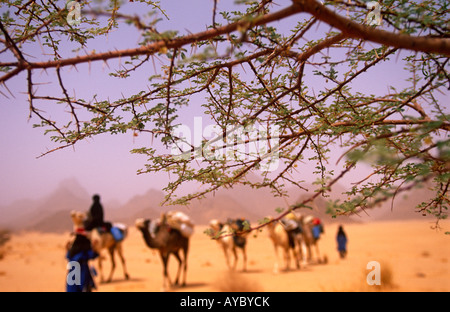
[285,212,297,221]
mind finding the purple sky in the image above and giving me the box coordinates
[0,0,252,205]
[0,1,447,207]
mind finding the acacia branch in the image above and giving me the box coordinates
[0,20,27,63]
[292,0,450,56]
[297,32,346,63]
[56,68,80,131]
[0,4,303,83]
[3,1,447,86]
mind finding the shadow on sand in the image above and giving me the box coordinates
[99,277,145,285]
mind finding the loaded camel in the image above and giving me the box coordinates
[70,210,129,283]
[135,212,192,291]
[265,215,303,273]
[209,218,249,272]
[299,214,326,264]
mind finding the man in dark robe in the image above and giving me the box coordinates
[84,194,105,231]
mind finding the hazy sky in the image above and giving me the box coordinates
[0,0,254,205]
[0,0,446,207]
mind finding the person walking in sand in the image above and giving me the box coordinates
[336,225,348,259]
[66,232,98,292]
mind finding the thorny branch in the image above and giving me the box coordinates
[1,0,449,230]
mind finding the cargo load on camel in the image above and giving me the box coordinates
[165,211,195,238]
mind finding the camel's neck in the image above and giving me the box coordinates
[140,227,159,249]
[266,223,276,235]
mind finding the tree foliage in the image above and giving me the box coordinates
[1,0,449,227]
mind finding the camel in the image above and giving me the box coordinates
[298,214,326,264]
[209,219,249,272]
[70,210,129,283]
[135,215,190,291]
[265,216,303,273]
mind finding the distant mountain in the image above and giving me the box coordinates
[182,193,262,225]
[59,177,90,199]
[369,182,437,221]
[107,189,163,224]
[110,188,261,226]
[0,177,90,232]
[213,185,288,218]
[28,210,75,233]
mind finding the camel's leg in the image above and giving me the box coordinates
[300,241,308,267]
[159,252,171,291]
[222,244,231,270]
[181,245,188,286]
[231,246,238,271]
[172,251,182,286]
[297,239,303,262]
[106,246,116,283]
[116,243,129,280]
[314,242,321,263]
[295,234,303,269]
[283,246,290,271]
[241,246,247,272]
[98,252,104,283]
[272,244,280,274]
[292,242,300,270]
[306,242,313,263]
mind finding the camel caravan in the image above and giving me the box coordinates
[66,203,327,292]
[266,212,326,273]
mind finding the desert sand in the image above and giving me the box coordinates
[0,219,449,292]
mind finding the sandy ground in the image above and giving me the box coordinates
[0,219,449,292]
